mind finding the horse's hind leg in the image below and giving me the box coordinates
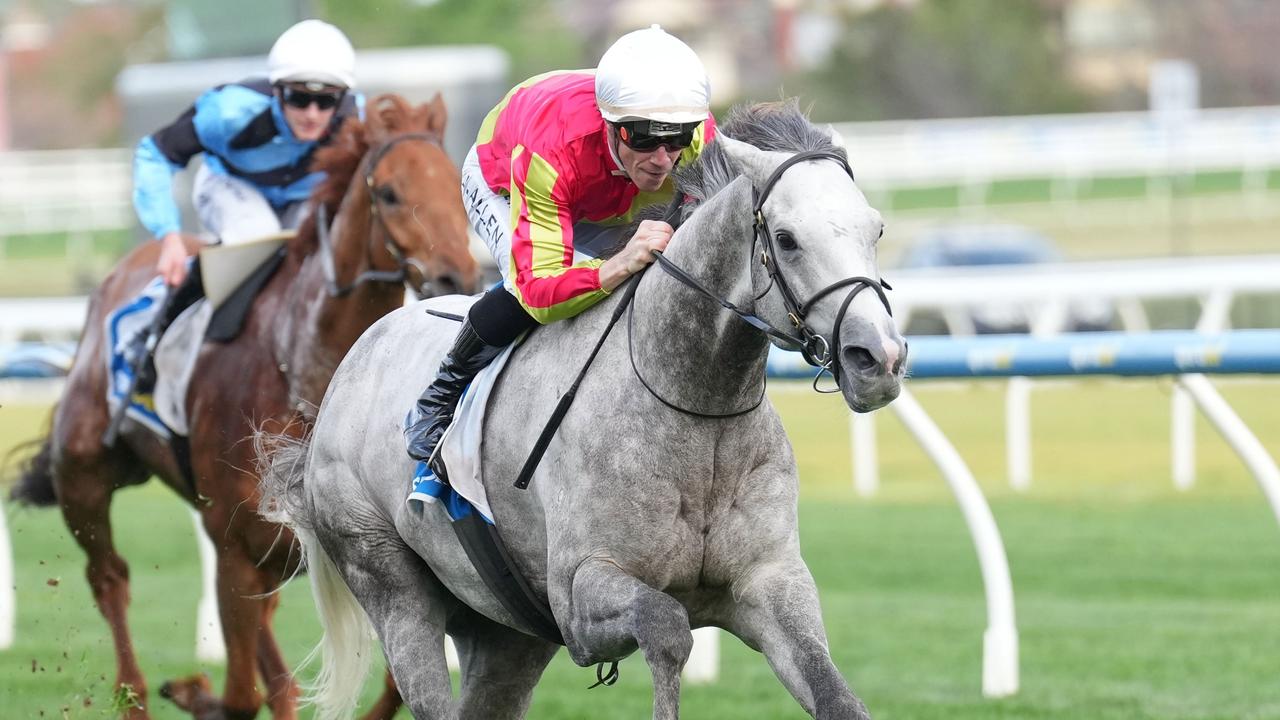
[318,517,457,718]
[451,608,559,719]
[564,559,694,720]
[723,561,870,720]
[52,436,152,717]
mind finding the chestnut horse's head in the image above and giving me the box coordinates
[302,93,480,299]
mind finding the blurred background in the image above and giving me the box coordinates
[1,3,1279,718]
[1,0,1278,333]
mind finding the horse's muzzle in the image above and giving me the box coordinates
[838,331,907,412]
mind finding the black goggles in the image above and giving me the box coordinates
[279,85,345,110]
[613,119,699,152]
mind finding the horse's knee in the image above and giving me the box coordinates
[85,553,131,605]
[633,590,693,668]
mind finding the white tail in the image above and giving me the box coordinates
[295,527,377,720]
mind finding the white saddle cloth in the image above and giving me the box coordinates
[153,299,213,436]
[434,314,521,523]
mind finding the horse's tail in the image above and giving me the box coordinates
[7,412,58,507]
[255,426,374,720]
[254,424,315,529]
[295,526,377,720]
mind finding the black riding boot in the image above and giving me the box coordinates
[134,259,206,394]
[404,318,508,472]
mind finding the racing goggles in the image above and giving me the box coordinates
[279,84,345,111]
[613,119,700,153]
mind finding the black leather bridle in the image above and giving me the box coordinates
[320,132,441,297]
[652,148,894,393]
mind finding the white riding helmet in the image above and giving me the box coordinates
[268,19,357,90]
[595,24,709,124]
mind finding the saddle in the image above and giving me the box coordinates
[106,233,291,442]
[403,296,563,644]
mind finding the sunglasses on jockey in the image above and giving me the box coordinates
[278,82,346,111]
[612,119,700,153]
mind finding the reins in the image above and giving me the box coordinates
[319,132,441,297]
[515,147,895,489]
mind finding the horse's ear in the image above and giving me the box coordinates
[422,93,448,139]
[716,135,778,187]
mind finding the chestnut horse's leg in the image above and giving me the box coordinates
[160,518,278,720]
[256,591,301,719]
[52,413,152,718]
[358,670,405,720]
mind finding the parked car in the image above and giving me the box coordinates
[897,224,1114,334]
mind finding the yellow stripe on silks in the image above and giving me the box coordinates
[505,148,608,323]
[513,264,608,325]
[475,70,593,146]
[680,121,711,165]
[524,152,568,278]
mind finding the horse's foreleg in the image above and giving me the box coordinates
[451,609,559,720]
[566,559,693,720]
[256,591,300,719]
[724,560,871,720]
[57,461,151,719]
[211,549,269,719]
[159,547,270,720]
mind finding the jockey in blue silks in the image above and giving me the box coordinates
[127,19,365,389]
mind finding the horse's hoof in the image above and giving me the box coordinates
[158,673,213,711]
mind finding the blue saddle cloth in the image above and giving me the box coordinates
[104,276,171,438]
[408,462,493,524]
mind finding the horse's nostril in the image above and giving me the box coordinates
[844,346,879,373]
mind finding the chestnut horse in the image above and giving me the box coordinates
[9,94,478,719]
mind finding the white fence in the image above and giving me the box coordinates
[872,253,1280,494]
[5,105,1280,247]
[831,104,1280,208]
[0,148,133,242]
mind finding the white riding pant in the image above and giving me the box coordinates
[461,145,625,292]
[461,146,516,289]
[192,163,307,246]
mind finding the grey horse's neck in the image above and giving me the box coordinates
[630,177,771,416]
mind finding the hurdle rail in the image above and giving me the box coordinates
[5,328,1277,697]
[769,328,1280,698]
[883,254,1280,493]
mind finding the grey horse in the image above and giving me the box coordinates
[260,102,907,720]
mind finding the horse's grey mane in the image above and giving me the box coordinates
[617,99,845,250]
[623,99,845,233]
[675,99,845,205]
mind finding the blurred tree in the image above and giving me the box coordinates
[318,0,585,80]
[7,3,163,148]
[784,0,1090,121]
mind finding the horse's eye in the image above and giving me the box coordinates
[375,185,399,206]
[878,224,885,241]
[775,230,798,251]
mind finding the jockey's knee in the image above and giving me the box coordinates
[468,285,537,346]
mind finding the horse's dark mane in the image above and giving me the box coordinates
[290,94,438,256]
[289,118,368,256]
[675,99,845,205]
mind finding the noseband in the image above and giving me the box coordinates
[652,148,894,393]
[750,150,893,376]
[320,132,441,297]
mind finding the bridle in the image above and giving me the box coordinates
[319,132,441,297]
[648,148,894,404]
[514,147,897,490]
